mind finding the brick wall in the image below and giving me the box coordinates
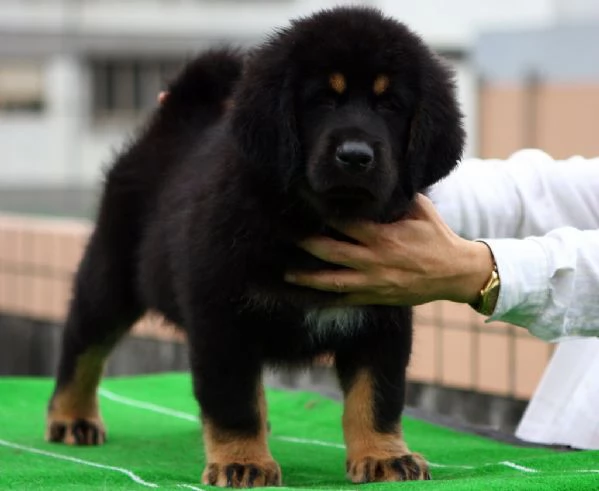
[479,81,599,159]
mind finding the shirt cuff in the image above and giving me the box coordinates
[477,238,551,336]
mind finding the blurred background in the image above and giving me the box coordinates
[1,0,598,439]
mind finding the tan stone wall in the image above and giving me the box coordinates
[479,82,599,159]
[0,213,553,400]
[0,213,185,342]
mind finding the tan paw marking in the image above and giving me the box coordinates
[46,417,106,446]
[346,453,430,483]
[202,460,282,488]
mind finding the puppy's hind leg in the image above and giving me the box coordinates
[46,231,143,446]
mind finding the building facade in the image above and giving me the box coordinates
[0,0,597,216]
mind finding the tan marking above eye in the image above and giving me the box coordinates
[373,74,390,95]
[329,72,346,94]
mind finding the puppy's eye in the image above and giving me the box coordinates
[302,78,341,109]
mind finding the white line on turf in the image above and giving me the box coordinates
[499,461,538,473]
[274,435,344,449]
[428,462,474,469]
[0,438,158,488]
[99,388,198,422]
[177,484,205,490]
[274,438,475,469]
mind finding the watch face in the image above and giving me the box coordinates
[469,267,499,315]
[480,272,500,315]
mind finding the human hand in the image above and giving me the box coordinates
[284,194,494,307]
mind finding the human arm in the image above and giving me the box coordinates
[427,149,599,239]
[481,226,599,341]
[430,149,599,341]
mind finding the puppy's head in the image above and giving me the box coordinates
[231,7,464,222]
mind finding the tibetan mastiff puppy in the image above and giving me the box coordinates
[45,6,463,487]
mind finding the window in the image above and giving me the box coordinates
[91,58,184,119]
[0,62,45,113]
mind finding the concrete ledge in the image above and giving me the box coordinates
[0,314,189,378]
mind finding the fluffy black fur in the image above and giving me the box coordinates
[48,6,464,486]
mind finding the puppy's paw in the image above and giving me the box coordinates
[346,453,430,483]
[202,460,282,488]
[46,417,106,446]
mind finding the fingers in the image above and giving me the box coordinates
[284,269,369,293]
[298,236,376,268]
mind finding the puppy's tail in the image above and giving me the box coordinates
[104,47,243,194]
[154,46,244,128]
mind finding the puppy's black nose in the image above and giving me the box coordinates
[335,141,374,173]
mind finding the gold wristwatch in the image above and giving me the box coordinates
[469,261,500,316]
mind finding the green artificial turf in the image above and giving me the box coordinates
[0,373,597,490]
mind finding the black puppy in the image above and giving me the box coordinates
[45,6,464,487]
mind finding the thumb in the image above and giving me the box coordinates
[406,193,436,219]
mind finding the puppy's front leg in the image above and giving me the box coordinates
[335,313,430,483]
[188,320,281,488]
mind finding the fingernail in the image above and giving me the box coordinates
[284,273,296,283]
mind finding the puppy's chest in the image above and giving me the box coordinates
[243,288,366,337]
[303,307,367,337]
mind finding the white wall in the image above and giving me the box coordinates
[379,0,556,46]
[453,60,478,159]
[0,53,94,186]
[0,115,53,184]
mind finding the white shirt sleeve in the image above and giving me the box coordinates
[427,149,599,342]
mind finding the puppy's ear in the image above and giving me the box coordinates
[230,47,300,183]
[406,55,465,191]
